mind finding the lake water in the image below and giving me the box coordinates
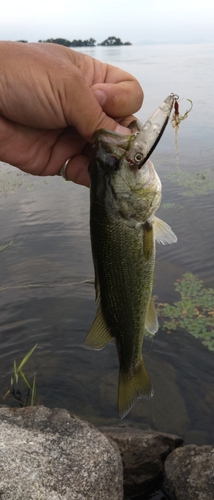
[0,44,214,465]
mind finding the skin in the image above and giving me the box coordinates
[0,41,143,187]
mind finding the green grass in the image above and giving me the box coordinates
[3,344,38,407]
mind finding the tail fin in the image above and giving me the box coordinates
[118,358,153,419]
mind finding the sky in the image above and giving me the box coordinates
[1,0,214,44]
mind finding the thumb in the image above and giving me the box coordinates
[64,77,131,141]
[92,79,143,119]
[92,89,132,134]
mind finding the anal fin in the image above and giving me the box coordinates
[145,296,159,335]
[84,305,113,350]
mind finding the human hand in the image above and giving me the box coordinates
[0,42,143,187]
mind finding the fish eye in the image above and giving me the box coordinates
[134,152,143,164]
[106,155,120,170]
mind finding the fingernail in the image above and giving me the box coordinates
[115,124,131,135]
[93,90,107,106]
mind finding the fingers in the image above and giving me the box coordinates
[0,42,143,142]
[60,155,90,187]
[62,74,131,141]
[92,80,143,119]
[59,50,144,140]
[0,116,90,183]
[0,42,144,185]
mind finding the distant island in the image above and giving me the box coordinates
[98,37,131,46]
[17,37,132,47]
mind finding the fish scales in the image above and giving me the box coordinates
[85,94,178,417]
[91,209,155,373]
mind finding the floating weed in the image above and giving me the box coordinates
[166,168,214,197]
[3,344,38,406]
[161,202,176,210]
[0,171,23,194]
[0,167,48,196]
[156,273,214,352]
[161,202,184,210]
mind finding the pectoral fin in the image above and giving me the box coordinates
[145,296,159,335]
[153,216,177,245]
[84,305,113,350]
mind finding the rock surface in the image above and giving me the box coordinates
[0,406,123,500]
[164,444,214,500]
[100,425,183,496]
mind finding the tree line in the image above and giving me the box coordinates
[17,37,132,47]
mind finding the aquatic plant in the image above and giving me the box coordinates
[0,240,13,252]
[166,169,214,197]
[0,166,47,195]
[161,202,183,210]
[3,344,38,406]
[156,273,214,352]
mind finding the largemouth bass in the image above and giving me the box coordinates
[85,94,177,418]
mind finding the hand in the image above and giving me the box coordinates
[0,42,143,187]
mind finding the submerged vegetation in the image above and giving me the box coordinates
[166,168,214,197]
[0,165,48,195]
[0,240,13,252]
[156,273,214,352]
[3,345,38,407]
[161,202,184,210]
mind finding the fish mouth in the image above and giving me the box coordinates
[91,93,178,171]
[125,117,169,170]
[127,93,178,169]
[91,129,135,171]
[92,128,134,153]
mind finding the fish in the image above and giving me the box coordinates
[85,94,177,418]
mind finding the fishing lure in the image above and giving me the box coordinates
[171,95,193,156]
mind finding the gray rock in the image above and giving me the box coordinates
[164,444,214,500]
[0,406,123,500]
[100,425,183,496]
